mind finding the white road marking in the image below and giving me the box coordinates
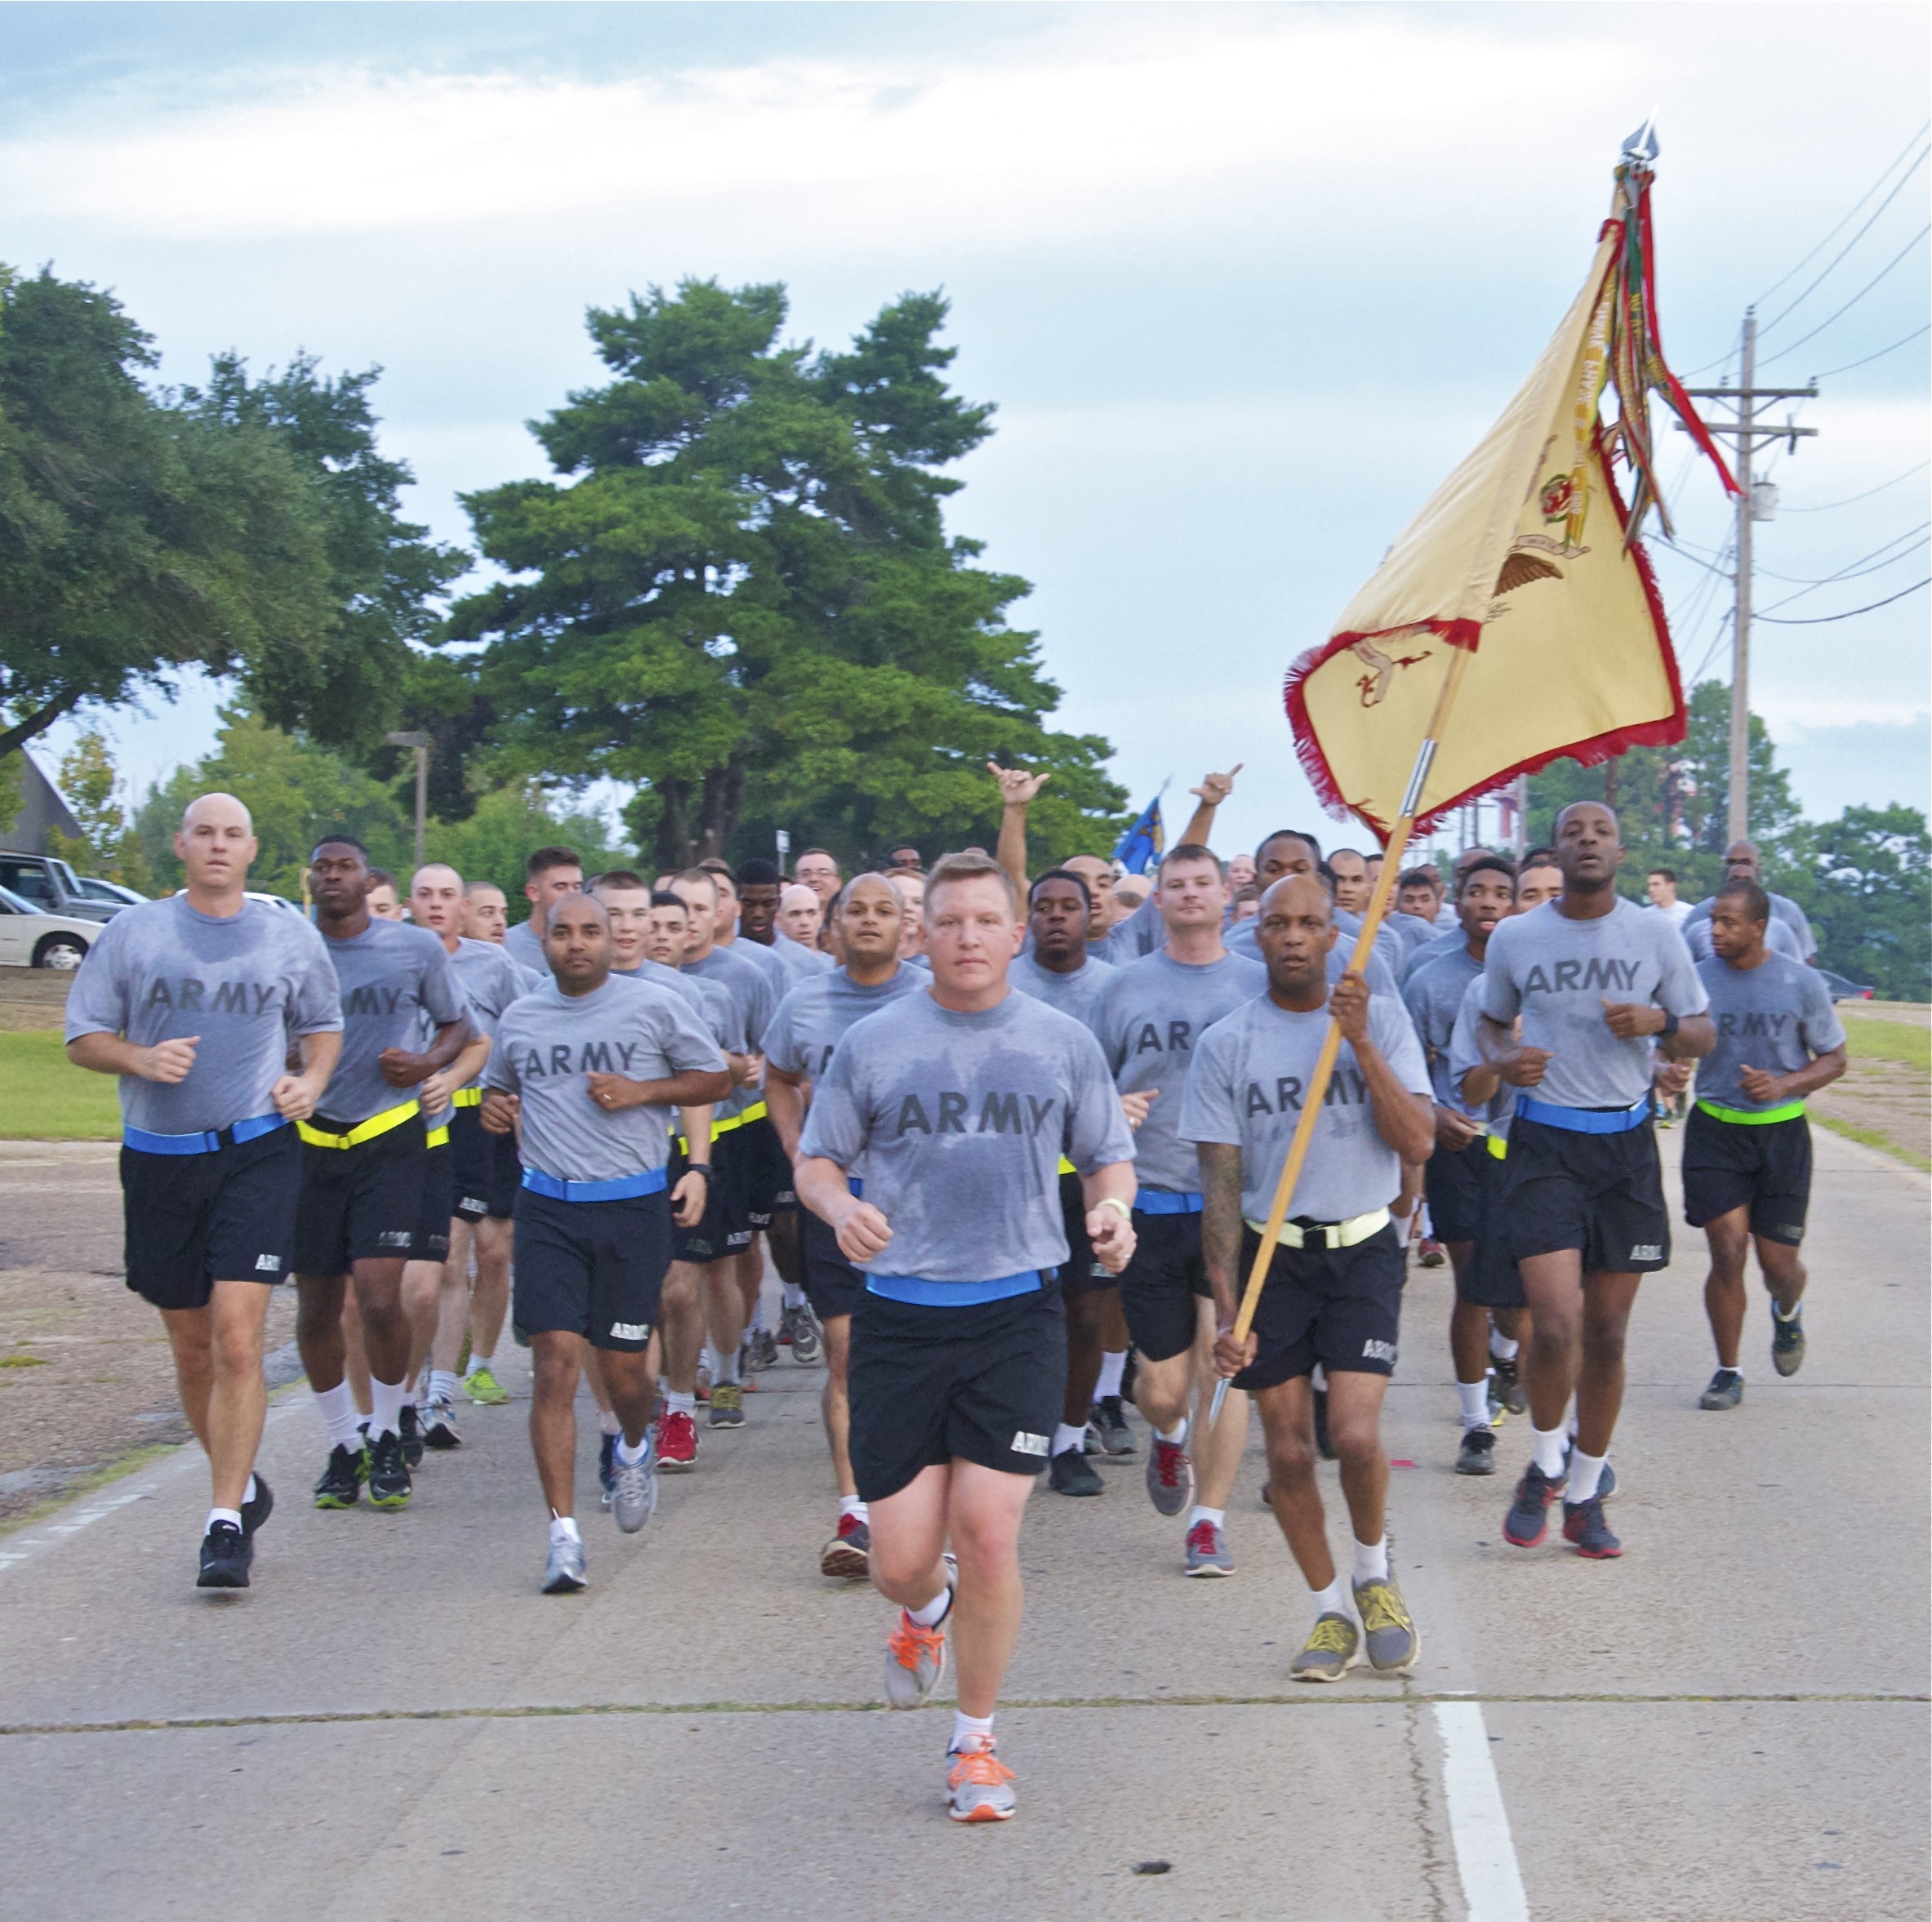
[1434,1700,1531,1922]
[0,1482,160,1569]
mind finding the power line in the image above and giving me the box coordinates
[1783,458,1930,513]
[1756,121,1931,305]
[1815,323,1931,379]
[1759,225,1931,368]
[1757,523,1930,609]
[1754,577,1929,624]
[1759,143,1930,337]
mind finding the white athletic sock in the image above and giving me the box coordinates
[1532,1425,1568,1479]
[1457,1378,1491,1430]
[1417,1202,1434,1238]
[315,1381,363,1452]
[1094,1350,1128,1401]
[1311,1573,1349,1619]
[781,1281,807,1310]
[1156,1417,1188,1447]
[1489,1331,1520,1362]
[1188,1506,1226,1531]
[1774,1299,1801,1321]
[666,1390,697,1419]
[1565,1408,1579,1440]
[469,1349,496,1375]
[838,1495,869,1523]
[550,1513,581,1544]
[700,1342,719,1375]
[243,1474,258,1507]
[1352,1535,1389,1586]
[1565,1449,1608,1506]
[369,1375,406,1442]
[614,1431,650,1467]
[429,1369,458,1406]
[207,1507,242,1533]
[908,1582,952,1628]
[598,1408,622,1438]
[950,1710,995,1754]
[747,1297,767,1333]
[1052,1421,1088,1457]
[714,1347,741,1386]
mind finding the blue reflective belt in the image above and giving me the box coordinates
[1516,1096,1651,1137]
[122,1113,288,1156]
[1135,1190,1204,1217]
[521,1167,669,1203]
[866,1269,1044,1307]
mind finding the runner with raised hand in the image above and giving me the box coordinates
[795,852,1137,1823]
[65,793,342,1590]
[482,892,728,1591]
[1184,875,1436,1681]
[763,874,924,1579]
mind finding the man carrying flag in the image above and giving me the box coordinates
[1113,790,1166,876]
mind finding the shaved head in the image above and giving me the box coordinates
[181,791,252,836]
[409,862,462,893]
[549,891,611,933]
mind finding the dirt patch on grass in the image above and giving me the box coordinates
[0,966,73,1034]
[1813,1009,1930,1171]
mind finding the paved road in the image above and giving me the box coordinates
[1,1128,1925,1920]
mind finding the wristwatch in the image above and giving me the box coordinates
[1658,1011,1680,1040]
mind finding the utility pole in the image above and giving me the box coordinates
[1682,312,1816,845]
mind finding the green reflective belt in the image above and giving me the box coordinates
[1696,1098,1805,1127]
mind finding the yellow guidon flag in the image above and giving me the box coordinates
[1284,126,1737,839]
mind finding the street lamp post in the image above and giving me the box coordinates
[385,731,430,871]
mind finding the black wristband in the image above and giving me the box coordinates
[685,1163,712,1178]
[1658,1011,1679,1040]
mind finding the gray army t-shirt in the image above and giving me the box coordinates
[1479,896,1707,1111]
[65,895,341,1135]
[1694,953,1845,1113]
[484,973,726,1182]
[1400,945,1483,1106]
[799,988,1135,1283]
[449,937,530,1091]
[502,918,545,974]
[318,919,466,1126]
[763,964,926,1083]
[1088,948,1266,1194]
[721,934,792,997]
[1181,990,1431,1224]
[771,934,835,980]
[1008,950,1114,1029]
[1448,973,1514,1136]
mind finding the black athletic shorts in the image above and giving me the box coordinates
[738,1114,794,1228]
[670,1128,753,1265]
[410,1136,454,1261]
[512,1186,671,1352]
[1117,1207,1209,1363]
[800,1206,866,1320]
[450,1103,520,1223]
[120,1123,302,1311]
[1231,1222,1405,1390]
[294,1115,429,1277]
[1423,1140,1485,1245]
[848,1279,1066,1504]
[1681,1106,1812,1246]
[1501,1113,1671,1274]
[1057,1168,1112,1295]
[1458,1143,1526,1310]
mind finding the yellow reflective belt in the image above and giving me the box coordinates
[1244,1206,1391,1251]
[452,1088,483,1108]
[297,1099,421,1150]
[1057,1156,1078,1177]
[425,1124,450,1149]
[676,1098,770,1155]
[1485,1133,1507,1161]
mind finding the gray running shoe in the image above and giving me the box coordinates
[946,1740,1017,1823]
[1048,1447,1104,1497]
[883,1554,955,1708]
[611,1448,658,1533]
[789,1306,823,1366]
[542,1534,587,1594]
[744,1329,779,1373]
[1090,1395,1136,1457]
[1352,1577,1420,1673]
[1184,1518,1233,1576]
[1771,1303,1805,1377]
[1289,1612,1360,1683]
[1145,1435,1194,1517]
[1700,1368,1744,1411]
[1456,1424,1498,1475]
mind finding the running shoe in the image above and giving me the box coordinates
[1082,1421,1102,1455]
[1418,1238,1447,1269]
[1559,1443,1617,1499]
[1091,1395,1136,1457]
[820,1513,870,1582]
[465,1364,509,1406]
[422,1399,461,1450]
[694,1361,712,1403]
[1048,1447,1104,1497]
[1183,1518,1233,1576]
[542,1534,587,1594]
[1353,1577,1420,1673]
[1771,1303,1806,1377]
[1289,1612,1360,1683]
[745,1329,779,1373]
[708,1381,746,1428]
[657,1408,699,1471]
[1561,1494,1622,1559]
[1455,1425,1498,1475]
[1313,1385,1336,1461]
[196,1520,252,1590]
[884,1563,955,1709]
[239,1475,274,1537]
[399,1404,425,1469]
[1502,1462,1562,1546]
[366,1429,412,1510]
[598,1431,617,1507]
[1699,1368,1744,1411]
[946,1739,1017,1823]
[789,1306,823,1366]
[313,1443,367,1509]
[1145,1436,1194,1517]
[1491,1355,1526,1416]
[611,1448,658,1533]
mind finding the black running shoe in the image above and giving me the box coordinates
[367,1429,412,1509]
[1502,1462,1562,1546]
[1699,1368,1743,1411]
[1091,1395,1137,1457]
[1561,1493,1622,1559]
[314,1444,366,1508]
[1455,1425,1498,1475]
[399,1404,425,1468]
[1048,1447,1105,1497]
[240,1475,274,1537]
[1771,1303,1806,1377]
[1312,1386,1336,1462]
[1492,1355,1526,1415]
[196,1520,252,1589]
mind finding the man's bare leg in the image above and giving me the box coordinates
[159,1281,272,1511]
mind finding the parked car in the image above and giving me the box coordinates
[73,876,148,909]
[1816,968,1876,1003]
[173,888,307,918]
[0,852,120,923]
[0,883,100,969]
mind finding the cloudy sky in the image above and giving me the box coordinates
[5,1,1926,858]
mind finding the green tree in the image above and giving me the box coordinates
[50,729,149,888]
[452,279,1125,871]
[1781,804,1930,1001]
[0,268,337,763]
[426,780,626,913]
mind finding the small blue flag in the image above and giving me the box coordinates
[1112,794,1164,874]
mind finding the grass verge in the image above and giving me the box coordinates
[1841,1012,1932,1073]
[0,1030,121,1140]
[1815,1114,1931,1174]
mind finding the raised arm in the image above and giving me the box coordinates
[990,763,1052,892]
[1175,764,1242,852]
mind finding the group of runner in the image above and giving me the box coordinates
[64,767,1845,1823]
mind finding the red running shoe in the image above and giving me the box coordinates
[657,1408,699,1472]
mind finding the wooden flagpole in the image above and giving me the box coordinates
[1209,644,1471,1425]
